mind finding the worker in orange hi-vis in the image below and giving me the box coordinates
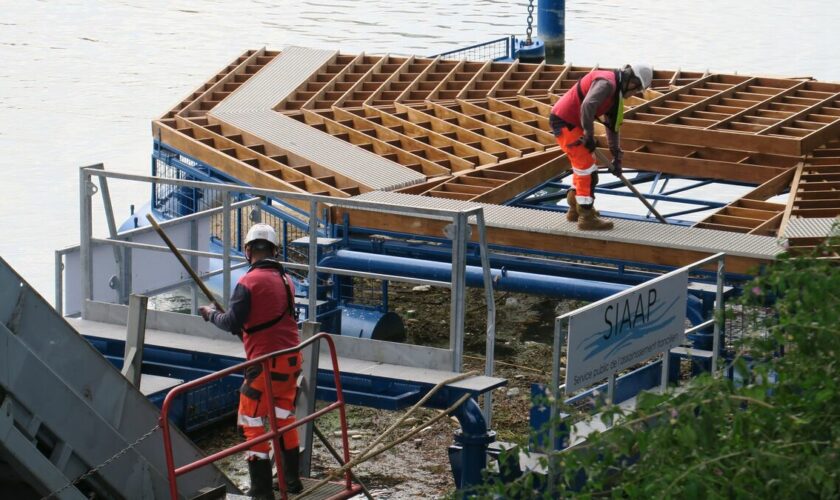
[200,223,304,498]
[548,63,653,230]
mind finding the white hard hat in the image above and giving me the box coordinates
[629,63,653,90]
[244,223,278,247]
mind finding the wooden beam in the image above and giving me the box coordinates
[621,150,786,184]
[621,121,803,155]
[778,162,805,235]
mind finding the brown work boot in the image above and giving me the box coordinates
[565,189,579,222]
[578,205,614,231]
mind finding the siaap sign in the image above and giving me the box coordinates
[565,270,688,394]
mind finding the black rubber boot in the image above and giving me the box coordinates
[247,458,274,500]
[281,447,304,494]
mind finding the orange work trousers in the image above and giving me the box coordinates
[555,126,599,206]
[237,352,302,459]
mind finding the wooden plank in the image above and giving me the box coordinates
[778,162,805,235]
[621,121,803,155]
[621,150,785,184]
[741,168,797,201]
[748,213,784,236]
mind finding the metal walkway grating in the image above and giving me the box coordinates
[351,191,785,259]
[782,217,840,239]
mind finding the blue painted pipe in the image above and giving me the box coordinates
[538,0,565,64]
[319,250,706,325]
[320,249,628,302]
[452,397,496,489]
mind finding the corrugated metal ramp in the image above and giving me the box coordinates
[211,46,427,191]
[0,257,235,498]
[351,191,785,260]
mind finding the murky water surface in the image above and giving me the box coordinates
[2,0,838,298]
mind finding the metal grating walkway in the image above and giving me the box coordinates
[211,46,427,191]
[351,191,785,260]
[782,217,840,239]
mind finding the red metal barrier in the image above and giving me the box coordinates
[160,333,353,500]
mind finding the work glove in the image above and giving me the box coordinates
[610,158,623,177]
[572,134,597,152]
[198,305,215,322]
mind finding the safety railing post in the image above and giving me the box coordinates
[475,210,496,426]
[300,198,321,477]
[189,219,199,315]
[222,194,231,308]
[79,167,93,318]
[54,250,64,315]
[712,255,725,374]
[449,212,468,372]
[548,315,567,495]
[91,163,128,305]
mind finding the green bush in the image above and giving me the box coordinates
[478,234,840,499]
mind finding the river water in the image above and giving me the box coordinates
[2,0,838,300]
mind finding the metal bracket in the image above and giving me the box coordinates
[85,180,99,197]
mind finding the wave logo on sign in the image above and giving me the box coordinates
[578,292,682,362]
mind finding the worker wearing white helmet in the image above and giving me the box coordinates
[200,223,304,497]
[549,63,654,231]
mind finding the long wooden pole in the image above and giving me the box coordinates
[145,214,225,312]
[593,148,669,224]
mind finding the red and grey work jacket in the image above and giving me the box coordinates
[550,69,621,130]
[209,258,300,360]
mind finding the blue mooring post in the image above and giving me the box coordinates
[538,0,565,64]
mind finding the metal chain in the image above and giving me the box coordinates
[525,0,535,45]
[40,424,161,500]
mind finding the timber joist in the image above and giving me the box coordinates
[152,46,840,272]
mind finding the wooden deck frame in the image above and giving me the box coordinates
[153,48,840,265]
